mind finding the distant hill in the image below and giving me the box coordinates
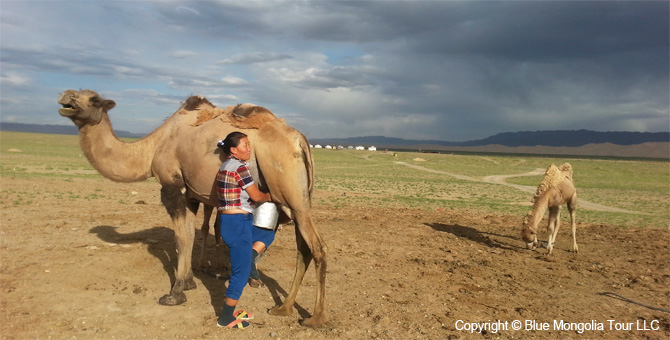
[310,130,669,148]
[2,123,668,158]
[0,122,144,138]
[464,130,669,147]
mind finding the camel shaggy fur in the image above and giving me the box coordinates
[58,89,327,327]
[521,163,578,255]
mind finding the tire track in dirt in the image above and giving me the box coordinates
[395,161,644,214]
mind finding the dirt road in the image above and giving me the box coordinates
[397,162,643,214]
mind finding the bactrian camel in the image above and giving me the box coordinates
[58,89,327,327]
[521,163,578,255]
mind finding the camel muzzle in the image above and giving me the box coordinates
[58,105,76,117]
[58,92,78,117]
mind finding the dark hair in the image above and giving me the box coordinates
[218,131,247,155]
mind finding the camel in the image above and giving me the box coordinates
[58,89,327,327]
[197,205,222,269]
[520,163,578,255]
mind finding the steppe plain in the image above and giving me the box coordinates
[1,132,668,339]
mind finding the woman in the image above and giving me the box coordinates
[215,131,273,329]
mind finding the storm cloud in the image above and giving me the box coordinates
[1,1,667,141]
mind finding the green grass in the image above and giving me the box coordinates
[1,131,91,177]
[2,132,667,228]
[0,131,136,179]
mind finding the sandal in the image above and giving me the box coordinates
[218,318,250,329]
[233,310,254,320]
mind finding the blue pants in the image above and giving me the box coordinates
[219,214,276,300]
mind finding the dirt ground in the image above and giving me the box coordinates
[1,176,668,340]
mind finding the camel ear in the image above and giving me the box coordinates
[102,99,116,111]
[89,96,116,112]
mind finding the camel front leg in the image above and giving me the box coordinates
[158,187,198,305]
[546,206,561,255]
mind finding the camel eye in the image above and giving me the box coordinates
[89,96,102,107]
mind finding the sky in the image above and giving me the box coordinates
[1,0,668,142]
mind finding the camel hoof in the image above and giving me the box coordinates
[184,278,197,291]
[268,305,294,317]
[301,314,327,328]
[158,292,187,306]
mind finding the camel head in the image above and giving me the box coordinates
[521,215,537,249]
[58,89,116,128]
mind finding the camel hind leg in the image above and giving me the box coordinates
[198,205,213,269]
[568,193,578,253]
[269,211,327,327]
[269,223,310,317]
[198,205,223,268]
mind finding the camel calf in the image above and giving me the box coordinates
[521,163,578,255]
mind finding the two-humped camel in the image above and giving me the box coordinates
[521,163,578,255]
[58,89,327,327]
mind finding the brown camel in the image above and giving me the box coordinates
[521,163,578,255]
[58,89,327,327]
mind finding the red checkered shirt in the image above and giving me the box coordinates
[216,156,255,213]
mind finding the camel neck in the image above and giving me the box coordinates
[78,114,162,182]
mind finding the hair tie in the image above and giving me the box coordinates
[217,140,225,147]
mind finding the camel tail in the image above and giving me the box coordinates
[300,134,315,196]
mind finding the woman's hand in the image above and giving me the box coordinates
[246,183,271,203]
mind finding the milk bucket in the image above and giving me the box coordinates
[253,202,279,230]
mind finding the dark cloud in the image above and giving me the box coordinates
[1,1,667,140]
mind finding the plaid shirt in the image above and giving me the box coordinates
[216,156,255,213]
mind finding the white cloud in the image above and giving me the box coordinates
[205,93,240,105]
[0,73,31,86]
[221,76,249,86]
[168,50,198,59]
[175,6,202,16]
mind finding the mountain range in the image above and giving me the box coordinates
[309,130,669,148]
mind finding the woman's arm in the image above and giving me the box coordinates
[245,183,271,203]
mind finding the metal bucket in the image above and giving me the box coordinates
[253,202,279,230]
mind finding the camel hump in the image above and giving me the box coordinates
[229,103,280,129]
[535,163,572,197]
[558,163,573,179]
[233,103,272,118]
[183,96,214,111]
